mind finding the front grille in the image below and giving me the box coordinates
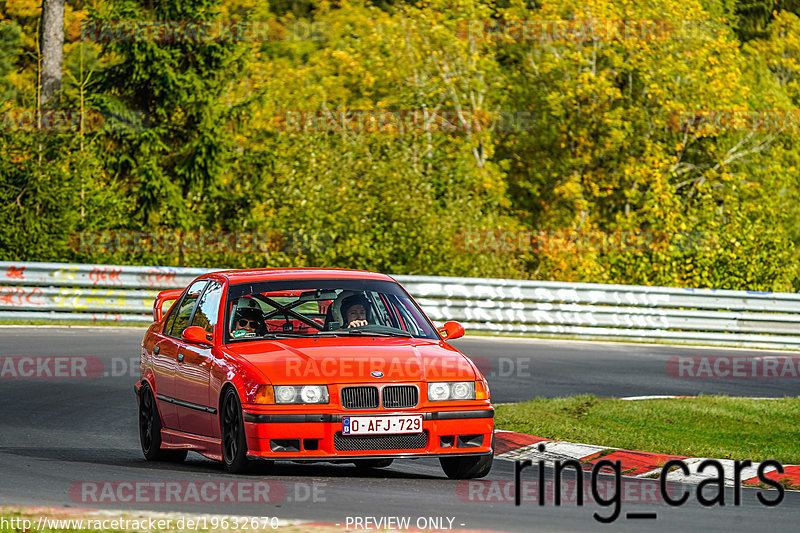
[341,386,379,409]
[334,431,428,451]
[382,385,418,409]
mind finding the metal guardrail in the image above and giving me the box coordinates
[0,262,216,324]
[2,261,800,350]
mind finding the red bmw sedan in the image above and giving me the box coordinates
[136,268,494,478]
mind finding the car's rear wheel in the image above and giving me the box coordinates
[439,453,493,479]
[138,384,187,462]
[353,459,394,469]
[221,388,250,473]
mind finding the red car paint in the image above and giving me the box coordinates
[136,268,493,470]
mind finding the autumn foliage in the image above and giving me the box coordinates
[1,0,800,291]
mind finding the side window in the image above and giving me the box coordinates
[371,293,393,327]
[168,281,207,338]
[162,300,179,334]
[191,281,223,333]
[385,294,424,336]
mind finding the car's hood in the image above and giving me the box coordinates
[226,337,476,385]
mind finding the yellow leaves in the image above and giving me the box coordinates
[3,0,39,18]
[553,176,583,202]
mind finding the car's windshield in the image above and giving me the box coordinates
[225,278,438,342]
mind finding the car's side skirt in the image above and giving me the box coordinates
[161,427,223,462]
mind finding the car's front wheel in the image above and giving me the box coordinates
[138,384,187,463]
[439,453,493,479]
[221,388,250,473]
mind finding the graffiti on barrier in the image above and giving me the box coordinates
[89,267,123,286]
[143,268,179,287]
[0,287,44,306]
[4,266,25,280]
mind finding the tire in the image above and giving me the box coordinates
[221,388,250,474]
[439,454,493,479]
[138,384,187,463]
[353,458,394,469]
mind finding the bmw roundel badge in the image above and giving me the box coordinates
[371,371,384,378]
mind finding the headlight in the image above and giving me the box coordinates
[300,385,324,403]
[428,382,451,401]
[275,386,297,403]
[274,385,329,404]
[427,381,476,401]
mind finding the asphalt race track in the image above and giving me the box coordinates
[1,327,797,532]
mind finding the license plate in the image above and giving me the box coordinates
[342,415,423,435]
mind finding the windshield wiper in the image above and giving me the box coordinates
[312,328,413,338]
[343,328,413,337]
[261,332,314,339]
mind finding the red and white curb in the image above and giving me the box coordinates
[492,430,800,488]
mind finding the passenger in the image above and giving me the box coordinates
[231,306,263,337]
[340,294,370,328]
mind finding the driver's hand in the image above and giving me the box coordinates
[347,320,368,328]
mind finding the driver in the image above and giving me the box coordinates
[231,305,264,337]
[340,294,371,328]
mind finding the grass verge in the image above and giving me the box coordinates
[495,395,800,464]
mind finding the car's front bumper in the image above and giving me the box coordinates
[241,408,494,460]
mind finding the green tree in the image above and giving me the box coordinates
[89,0,251,234]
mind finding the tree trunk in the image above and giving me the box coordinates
[40,0,64,109]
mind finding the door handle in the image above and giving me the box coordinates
[177,353,184,363]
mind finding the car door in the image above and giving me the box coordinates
[174,280,223,437]
[149,319,179,430]
[158,280,207,431]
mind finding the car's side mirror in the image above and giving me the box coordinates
[182,326,213,346]
[438,321,465,341]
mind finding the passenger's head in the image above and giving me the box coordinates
[233,305,262,334]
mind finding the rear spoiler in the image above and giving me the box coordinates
[153,289,184,322]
